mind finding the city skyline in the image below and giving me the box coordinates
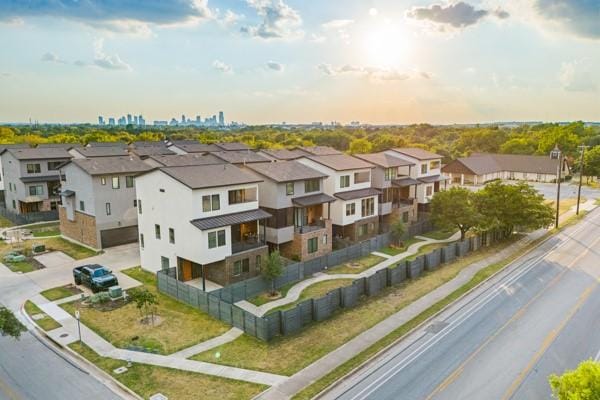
[0,1,599,125]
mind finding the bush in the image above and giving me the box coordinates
[89,292,110,304]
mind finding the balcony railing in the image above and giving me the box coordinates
[294,220,326,234]
[231,239,266,254]
[398,198,415,206]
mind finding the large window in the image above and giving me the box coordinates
[161,256,169,271]
[232,259,249,276]
[345,203,356,216]
[384,167,396,181]
[421,164,428,174]
[47,161,63,170]
[354,171,370,184]
[125,176,134,188]
[26,163,41,173]
[340,175,350,188]
[430,160,441,170]
[112,176,120,189]
[228,188,257,205]
[304,179,320,193]
[361,197,375,217]
[155,224,161,239]
[202,194,220,212]
[357,224,368,237]
[307,237,318,254]
[208,229,226,249]
[28,185,43,196]
[285,182,294,196]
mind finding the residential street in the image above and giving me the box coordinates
[322,207,600,400]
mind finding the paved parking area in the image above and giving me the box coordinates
[463,181,600,201]
[34,251,75,269]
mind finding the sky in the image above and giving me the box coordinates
[0,0,599,125]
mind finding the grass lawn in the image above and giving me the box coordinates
[32,229,61,237]
[0,216,13,228]
[547,197,586,216]
[61,267,230,355]
[191,238,520,376]
[266,279,355,314]
[324,254,385,275]
[40,237,98,259]
[247,281,296,307]
[41,284,82,301]
[378,237,424,256]
[6,260,37,273]
[24,300,61,331]
[69,342,266,400]
[419,229,457,240]
[401,242,451,262]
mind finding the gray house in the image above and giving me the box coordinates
[1,147,72,214]
[59,156,152,249]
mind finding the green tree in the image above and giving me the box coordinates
[500,138,536,155]
[0,306,26,339]
[584,146,600,179]
[549,360,600,400]
[430,187,479,240]
[130,289,159,325]
[389,218,405,245]
[262,250,283,295]
[348,138,372,154]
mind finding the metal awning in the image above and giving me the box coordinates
[22,196,43,203]
[60,190,75,197]
[418,175,450,184]
[334,188,381,201]
[20,174,64,183]
[292,193,337,207]
[190,209,272,231]
[392,177,420,187]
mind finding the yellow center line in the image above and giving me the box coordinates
[424,235,600,400]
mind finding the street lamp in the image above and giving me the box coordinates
[576,145,589,215]
[550,145,562,229]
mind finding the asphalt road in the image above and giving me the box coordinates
[322,207,600,400]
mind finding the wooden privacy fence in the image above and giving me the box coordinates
[157,232,504,342]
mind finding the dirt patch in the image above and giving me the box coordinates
[139,315,164,327]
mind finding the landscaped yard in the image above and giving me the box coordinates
[69,342,266,400]
[247,281,296,307]
[547,197,586,216]
[191,238,520,376]
[5,260,37,273]
[266,279,355,314]
[378,237,424,256]
[61,267,230,355]
[0,215,13,228]
[40,237,98,259]
[41,284,82,301]
[419,229,458,240]
[323,254,384,275]
[24,300,61,331]
[401,242,453,262]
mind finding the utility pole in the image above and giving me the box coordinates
[551,145,562,229]
[576,145,589,215]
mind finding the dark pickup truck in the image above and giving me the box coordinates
[73,264,119,293]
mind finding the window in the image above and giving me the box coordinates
[155,224,161,239]
[28,185,43,196]
[256,255,262,272]
[125,176,134,188]
[361,197,375,217]
[340,175,350,188]
[346,203,356,216]
[304,179,320,193]
[161,256,169,271]
[228,188,257,205]
[26,163,41,173]
[80,201,85,211]
[169,228,175,244]
[101,177,106,185]
[384,167,396,181]
[232,260,242,276]
[402,211,409,223]
[112,176,120,189]
[133,199,137,207]
[12,199,16,209]
[354,171,370,184]
[105,203,111,215]
[426,185,433,196]
[430,160,441,170]
[357,224,368,237]
[307,237,318,254]
[208,229,226,249]
[242,258,250,273]
[322,234,328,245]
[202,194,220,212]
[421,164,428,174]
[138,199,142,214]
[48,161,62,170]
[286,182,294,196]
[140,234,145,249]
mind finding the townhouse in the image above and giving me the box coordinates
[384,148,448,211]
[244,161,335,261]
[136,164,270,287]
[256,148,304,161]
[59,156,152,249]
[2,147,72,214]
[297,154,380,242]
[0,144,29,195]
[211,150,270,165]
[70,146,129,158]
[167,141,251,155]
[143,153,226,168]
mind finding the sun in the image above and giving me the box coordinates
[362,23,412,69]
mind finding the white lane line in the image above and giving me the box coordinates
[345,212,600,400]
[595,348,600,361]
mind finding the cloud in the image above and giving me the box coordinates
[309,33,326,43]
[406,1,509,30]
[91,38,131,70]
[41,52,67,64]
[241,0,303,39]
[0,0,214,34]
[316,63,422,82]
[534,0,600,40]
[321,19,354,30]
[266,61,284,71]
[220,9,243,26]
[559,60,598,92]
[213,60,233,73]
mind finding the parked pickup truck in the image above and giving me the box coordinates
[73,264,119,293]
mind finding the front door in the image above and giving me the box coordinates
[181,259,193,281]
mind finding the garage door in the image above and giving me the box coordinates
[100,226,139,248]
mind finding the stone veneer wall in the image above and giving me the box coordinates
[205,245,269,286]
[334,215,379,243]
[59,206,98,249]
[280,220,333,261]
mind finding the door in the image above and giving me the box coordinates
[100,226,139,248]
[181,259,193,281]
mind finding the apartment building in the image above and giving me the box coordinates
[0,144,29,193]
[136,164,270,287]
[1,147,71,214]
[59,156,152,249]
[297,154,380,242]
[245,161,335,261]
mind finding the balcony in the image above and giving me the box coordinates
[231,238,266,254]
[294,219,327,234]
[378,202,392,215]
[398,198,416,206]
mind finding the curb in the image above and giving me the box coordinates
[21,302,143,400]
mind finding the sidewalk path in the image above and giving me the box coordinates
[236,232,461,317]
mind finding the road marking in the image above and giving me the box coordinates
[501,284,597,400]
[342,211,600,400]
[424,234,600,400]
[595,348,600,362]
[0,375,22,400]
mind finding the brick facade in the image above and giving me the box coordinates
[280,219,332,261]
[59,206,99,249]
[205,245,268,286]
[333,215,379,243]
[381,201,418,232]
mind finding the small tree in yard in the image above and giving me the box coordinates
[549,360,600,400]
[262,250,283,296]
[0,306,25,339]
[430,187,479,240]
[390,218,405,245]
[130,289,159,326]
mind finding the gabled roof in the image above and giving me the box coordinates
[246,161,327,182]
[296,146,342,156]
[159,164,262,189]
[334,188,381,201]
[259,148,304,160]
[148,153,225,167]
[353,152,415,168]
[212,151,269,164]
[130,146,175,157]
[170,143,221,153]
[2,147,72,160]
[37,143,82,149]
[69,156,153,176]
[0,143,29,154]
[74,147,130,158]
[214,142,251,151]
[305,154,375,171]
[87,141,128,149]
[131,141,167,148]
[390,147,441,160]
[442,153,562,175]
